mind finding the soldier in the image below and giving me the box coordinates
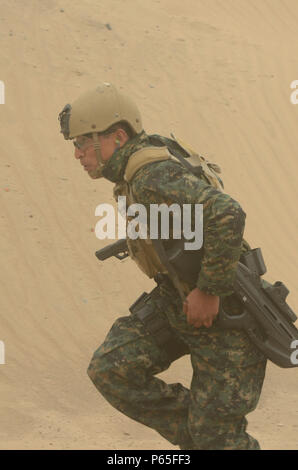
[58,83,267,450]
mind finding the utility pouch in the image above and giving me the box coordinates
[129,290,189,362]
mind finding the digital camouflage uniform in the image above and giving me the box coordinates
[87,131,267,450]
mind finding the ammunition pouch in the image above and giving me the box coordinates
[129,289,189,362]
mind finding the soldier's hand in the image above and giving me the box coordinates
[183,288,219,328]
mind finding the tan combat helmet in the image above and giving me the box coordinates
[58,82,143,178]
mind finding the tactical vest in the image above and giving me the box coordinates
[113,135,224,297]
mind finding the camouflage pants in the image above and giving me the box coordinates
[87,285,267,450]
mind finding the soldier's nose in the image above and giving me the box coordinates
[74,148,83,159]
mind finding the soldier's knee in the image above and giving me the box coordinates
[87,358,97,383]
[87,353,112,391]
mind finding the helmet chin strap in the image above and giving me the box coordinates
[88,132,105,179]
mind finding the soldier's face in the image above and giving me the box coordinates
[73,133,119,174]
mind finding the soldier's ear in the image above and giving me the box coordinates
[115,128,129,147]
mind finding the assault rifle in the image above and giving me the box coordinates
[95,240,298,368]
[218,249,298,368]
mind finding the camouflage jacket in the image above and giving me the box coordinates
[102,131,248,297]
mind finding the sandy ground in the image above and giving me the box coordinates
[0,0,298,450]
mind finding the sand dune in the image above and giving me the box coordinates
[0,0,298,449]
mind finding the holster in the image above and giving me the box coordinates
[129,289,189,362]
